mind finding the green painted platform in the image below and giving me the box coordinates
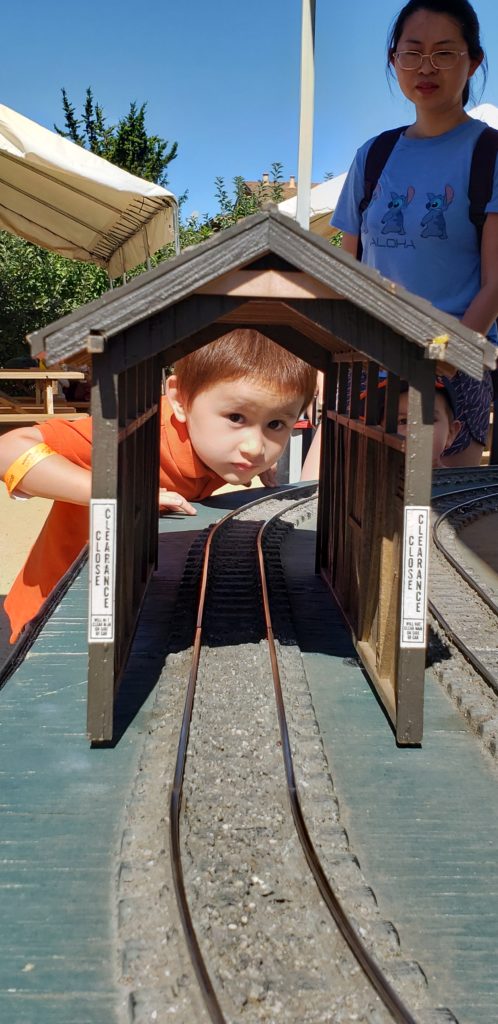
[1,491,497,1023]
[0,499,239,1024]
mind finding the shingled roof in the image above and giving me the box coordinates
[29,207,495,381]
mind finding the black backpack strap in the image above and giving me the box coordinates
[357,126,407,259]
[360,126,408,213]
[468,124,498,247]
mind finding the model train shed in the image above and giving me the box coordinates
[30,207,494,744]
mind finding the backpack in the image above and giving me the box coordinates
[358,123,498,255]
[357,123,498,402]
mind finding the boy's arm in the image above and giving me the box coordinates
[0,426,91,505]
[0,427,197,512]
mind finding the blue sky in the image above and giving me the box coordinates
[2,0,498,219]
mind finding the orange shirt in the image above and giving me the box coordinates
[4,398,224,643]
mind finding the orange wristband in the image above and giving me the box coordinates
[2,443,56,496]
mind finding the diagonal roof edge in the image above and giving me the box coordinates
[29,211,271,360]
[29,208,494,378]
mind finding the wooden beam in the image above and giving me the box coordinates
[196,269,341,300]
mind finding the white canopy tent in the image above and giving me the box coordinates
[0,103,179,279]
[278,172,347,238]
[469,102,498,128]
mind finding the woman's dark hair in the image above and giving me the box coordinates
[387,0,487,107]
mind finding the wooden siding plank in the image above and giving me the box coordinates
[267,215,489,375]
[196,268,342,299]
[289,297,486,381]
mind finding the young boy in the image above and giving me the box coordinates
[395,379,461,468]
[1,329,317,643]
[301,377,461,479]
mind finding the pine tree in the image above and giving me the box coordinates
[55,88,177,185]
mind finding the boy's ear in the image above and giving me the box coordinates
[165,375,187,423]
[447,418,462,449]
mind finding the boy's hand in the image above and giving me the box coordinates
[158,489,197,515]
[259,465,278,488]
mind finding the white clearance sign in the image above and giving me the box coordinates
[88,499,117,643]
[400,506,430,649]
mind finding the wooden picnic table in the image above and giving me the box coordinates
[0,369,86,415]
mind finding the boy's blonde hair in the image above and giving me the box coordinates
[173,329,317,412]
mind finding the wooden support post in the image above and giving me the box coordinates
[87,347,119,743]
[316,358,336,575]
[395,358,435,745]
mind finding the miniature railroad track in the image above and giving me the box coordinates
[430,470,498,695]
[169,485,417,1024]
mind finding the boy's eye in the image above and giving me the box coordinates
[267,419,285,431]
[227,413,244,423]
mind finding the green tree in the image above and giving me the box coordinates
[55,88,178,186]
[0,128,287,365]
[0,233,107,365]
[0,90,178,364]
[211,162,285,231]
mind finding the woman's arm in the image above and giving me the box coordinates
[339,231,359,258]
[0,426,92,504]
[462,213,498,336]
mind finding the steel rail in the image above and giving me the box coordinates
[257,502,417,1024]
[430,489,498,695]
[429,598,498,696]
[169,486,314,1023]
[169,516,225,1023]
[169,485,416,1023]
[432,490,498,617]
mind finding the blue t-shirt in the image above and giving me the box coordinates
[332,119,498,340]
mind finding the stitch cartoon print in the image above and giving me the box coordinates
[381,186,415,235]
[420,185,454,239]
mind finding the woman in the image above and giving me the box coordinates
[303,0,498,474]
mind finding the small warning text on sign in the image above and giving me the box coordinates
[400,506,430,649]
[88,500,117,643]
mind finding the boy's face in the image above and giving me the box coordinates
[167,377,304,485]
[397,391,460,467]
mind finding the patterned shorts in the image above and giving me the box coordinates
[442,369,494,455]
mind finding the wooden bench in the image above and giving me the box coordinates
[0,370,89,428]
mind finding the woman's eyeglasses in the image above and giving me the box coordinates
[394,50,467,70]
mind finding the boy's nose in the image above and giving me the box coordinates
[239,431,264,459]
